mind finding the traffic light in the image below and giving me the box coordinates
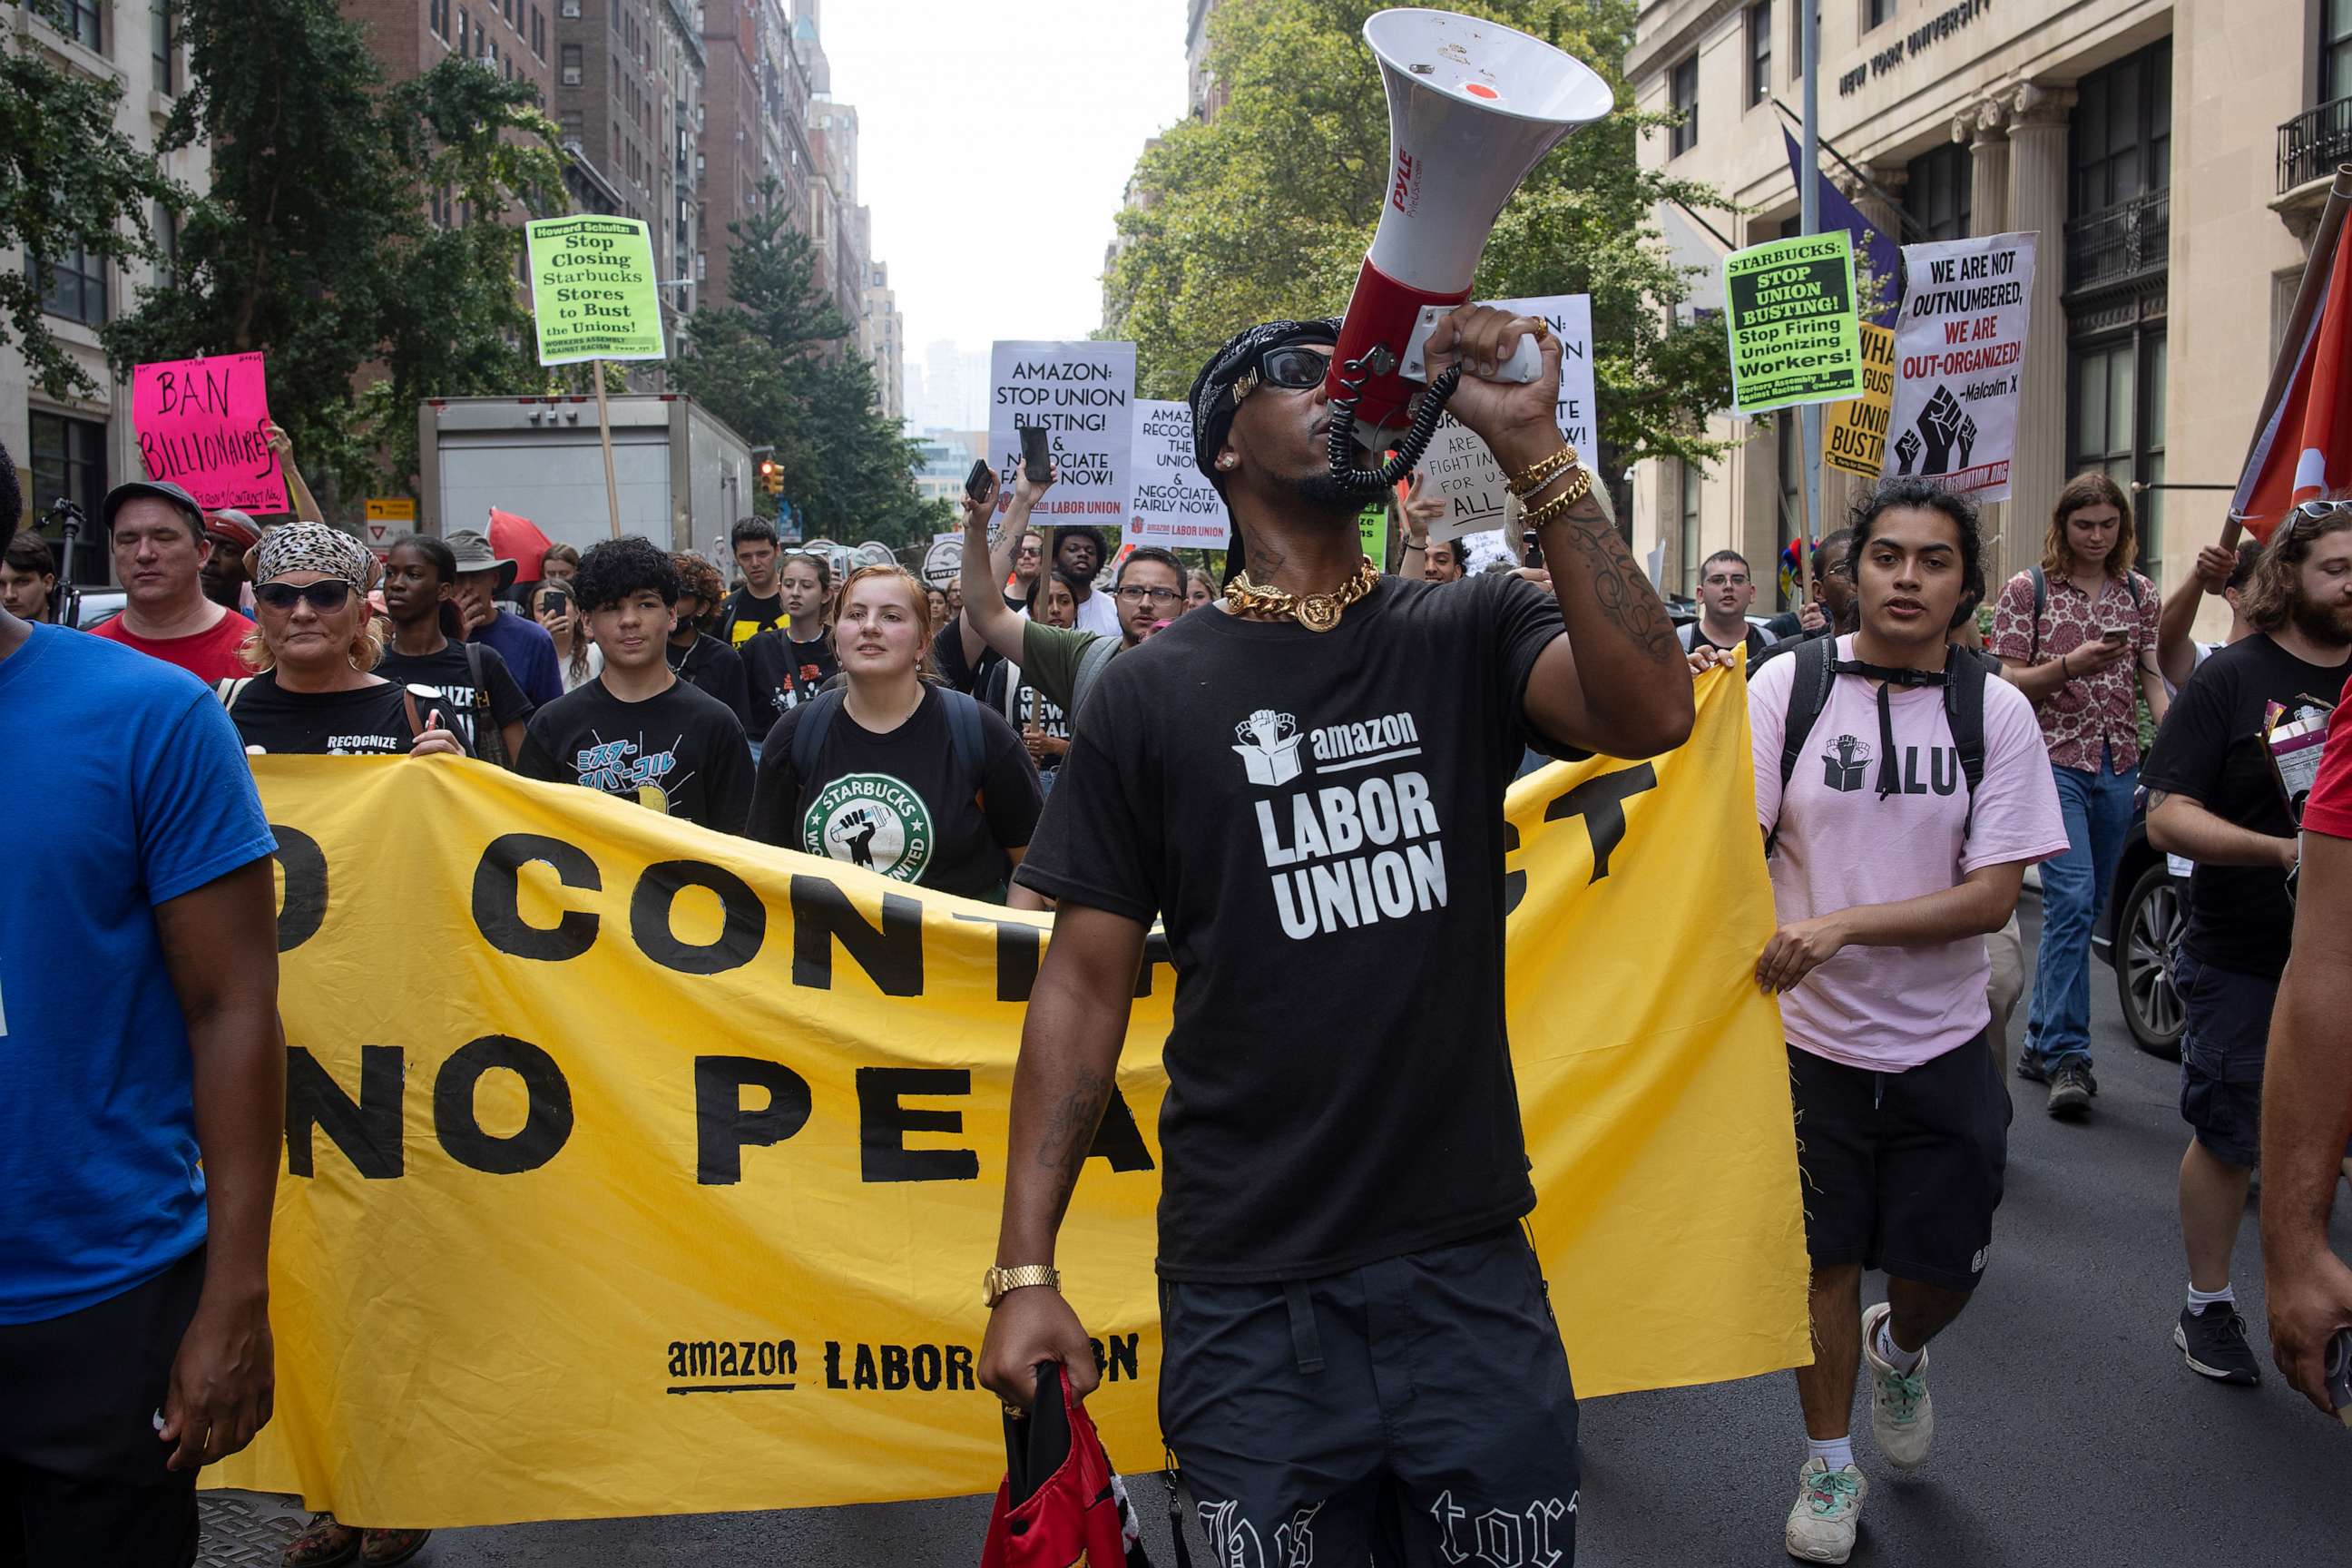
[758,457,781,497]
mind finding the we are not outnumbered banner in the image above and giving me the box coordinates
[207,670,1807,1525]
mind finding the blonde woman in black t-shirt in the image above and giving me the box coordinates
[221,524,465,761]
[748,564,1043,903]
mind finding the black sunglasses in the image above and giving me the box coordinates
[255,580,355,612]
[1233,345,1331,402]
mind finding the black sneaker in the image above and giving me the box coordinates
[2174,1303,2262,1385]
[2047,1063,2095,1119]
[2015,1051,2050,1084]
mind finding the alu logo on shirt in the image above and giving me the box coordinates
[1819,734,1964,798]
[1821,733,1875,792]
[1231,709,1305,787]
[1246,706,1448,940]
[802,773,934,883]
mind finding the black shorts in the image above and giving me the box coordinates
[1160,1228,1579,1566]
[0,1246,205,1568]
[1789,1036,2012,1293]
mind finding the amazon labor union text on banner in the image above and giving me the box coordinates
[990,340,1135,525]
[1886,230,2036,503]
[1125,399,1229,549]
[1723,231,1864,414]
[201,671,1807,1525]
[524,215,666,365]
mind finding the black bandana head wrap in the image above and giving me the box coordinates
[1186,318,1339,585]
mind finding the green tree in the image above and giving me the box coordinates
[0,3,185,400]
[672,188,942,549]
[1102,0,1731,476]
[103,0,563,507]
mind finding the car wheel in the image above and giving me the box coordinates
[2117,863,2187,1060]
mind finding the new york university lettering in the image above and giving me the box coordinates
[1238,706,1448,939]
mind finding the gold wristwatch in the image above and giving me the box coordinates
[983,1264,1062,1307]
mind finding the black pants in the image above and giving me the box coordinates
[0,1247,206,1568]
[1160,1227,1579,1566]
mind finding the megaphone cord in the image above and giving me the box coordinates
[1325,356,1462,498]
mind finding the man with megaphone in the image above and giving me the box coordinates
[981,294,1694,1564]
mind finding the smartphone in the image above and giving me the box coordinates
[2101,625,2131,645]
[538,588,565,617]
[1523,529,1544,570]
[1019,425,1053,484]
[964,457,995,504]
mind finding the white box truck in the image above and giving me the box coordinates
[416,394,756,561]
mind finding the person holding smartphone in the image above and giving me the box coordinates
[1987,473,2167,1120]
[531,576,602,692]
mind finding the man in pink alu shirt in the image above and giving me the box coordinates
[1746,478,2067,1565]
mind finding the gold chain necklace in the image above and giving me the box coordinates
[1223,556,1380,633]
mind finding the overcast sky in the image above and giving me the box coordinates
[822,0,1191,361]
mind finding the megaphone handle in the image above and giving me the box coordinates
[1400,309,1545,386]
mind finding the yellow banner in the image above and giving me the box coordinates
[1824,321,1896,480]
[207,669,1805,1525]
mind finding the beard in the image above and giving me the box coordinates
[1288,466,1382,513]
[2288,590,2352,649]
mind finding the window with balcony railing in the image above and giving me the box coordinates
[2063,190,2169,293]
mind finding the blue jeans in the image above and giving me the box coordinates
[2024,750,2137,1071]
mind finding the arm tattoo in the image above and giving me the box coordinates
[1551,495,1678,660]
[2147,789,2171,811]
[1034,1068,1112,1211]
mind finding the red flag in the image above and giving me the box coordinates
[488,507,555,587]
[2233,172,2352,544]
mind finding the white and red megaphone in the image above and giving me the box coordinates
[1328,9,1612,450]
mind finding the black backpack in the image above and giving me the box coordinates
[787,684,988,812]
[2025,564,2142,666]
[1769,635,1994,852]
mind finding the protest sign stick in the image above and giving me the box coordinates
[1798,0,1820,605]
[593,359,621,541]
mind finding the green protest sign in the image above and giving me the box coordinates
[1722,231,1862,415]
[524,216,666,366]
[1359,503,1389,572]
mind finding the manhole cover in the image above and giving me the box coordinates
[198,1493,302,1566]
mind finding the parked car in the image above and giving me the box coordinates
[71,590,126,630]
[2092,799,2189,1059]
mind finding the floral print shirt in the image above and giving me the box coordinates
[1988,567,2159,773]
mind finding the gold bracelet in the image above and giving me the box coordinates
[1505,444,1580,499]
[1524,467,1595,528]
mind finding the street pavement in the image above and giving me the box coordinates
[203,895,2352,1565]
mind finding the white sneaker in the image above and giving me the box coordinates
[1861,1300,1936,1469]
[1784,1458,1868,1563]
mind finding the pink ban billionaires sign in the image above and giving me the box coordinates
[132,353,289,512]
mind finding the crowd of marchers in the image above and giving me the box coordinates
[7,348,2352,1568]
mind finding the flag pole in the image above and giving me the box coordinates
[593,358,622,540]
[1798,0,1822,604]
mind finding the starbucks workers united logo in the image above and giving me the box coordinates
[803,773,936,882]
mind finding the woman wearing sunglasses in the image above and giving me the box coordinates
[220,524,465,760]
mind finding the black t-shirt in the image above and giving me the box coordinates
[374,640,534,760]
[720,587,787,648]
[978,660,1070,770]
[1014,573,1573,1281]
[929,618,999,696]
[740,627,841,730]
[516,674,753,833]
[2141,632,2351,976]
[227,672,444,756]
[667,632,757,734]
[749,685,1044,899]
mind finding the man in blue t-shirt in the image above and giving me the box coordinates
[0,439,285,1564]
[447,526,564,707]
